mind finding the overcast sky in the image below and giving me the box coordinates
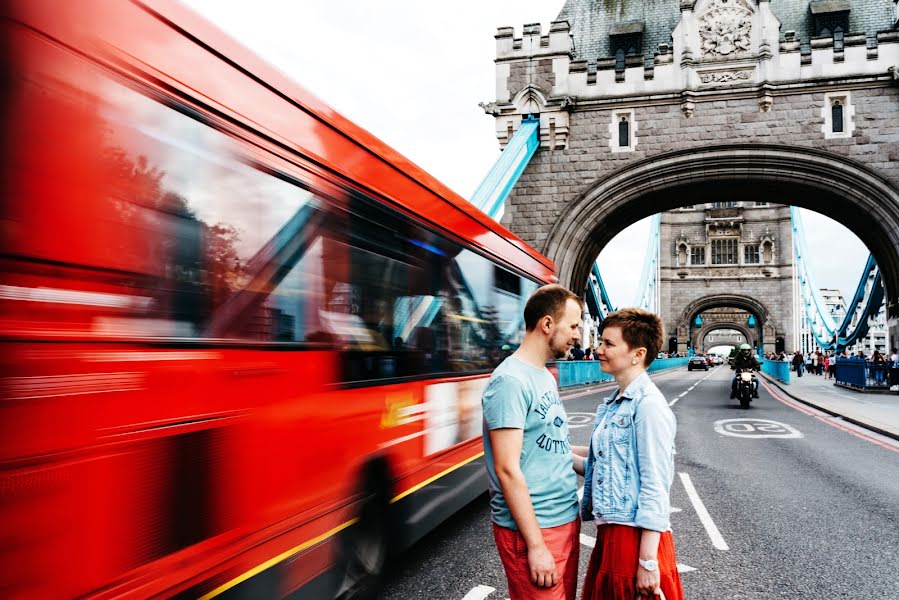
[183,0,870,305]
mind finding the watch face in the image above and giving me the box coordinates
[640,559,659,571]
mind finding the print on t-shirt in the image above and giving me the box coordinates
[534,389,571,454]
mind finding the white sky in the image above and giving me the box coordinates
[182,0,870,305]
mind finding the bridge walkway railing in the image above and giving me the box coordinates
[553,356,691,389]
[761,359,791,384]
[834,357,894,390]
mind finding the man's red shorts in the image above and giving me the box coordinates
[492,520,580,600]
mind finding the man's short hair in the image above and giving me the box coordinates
[601,308,665,367]
[524,284,584,331]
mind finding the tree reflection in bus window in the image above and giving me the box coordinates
[97,78,315,337]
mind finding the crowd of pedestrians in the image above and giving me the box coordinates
[767,347,899,387]
[564,341,682,362]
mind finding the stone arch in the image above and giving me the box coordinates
[542,144,899,319]
[679,294,771,328]
[696,323,753,353]
[677,293,773,353]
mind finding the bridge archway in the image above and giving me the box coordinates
[542,144,899,325]
[676,294,776,354]
[696,323,752,354]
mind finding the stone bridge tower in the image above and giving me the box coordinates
[484,0,899,344]
[660,203,792,354]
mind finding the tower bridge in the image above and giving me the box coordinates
[478,0,899,350]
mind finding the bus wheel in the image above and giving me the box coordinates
[333,461,391,600]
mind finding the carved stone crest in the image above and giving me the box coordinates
[699,0,752,58]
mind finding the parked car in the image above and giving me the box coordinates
[688,356,709,371]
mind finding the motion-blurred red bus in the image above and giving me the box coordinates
[0,1,555,598]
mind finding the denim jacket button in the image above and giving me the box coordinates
[598,450,603,457]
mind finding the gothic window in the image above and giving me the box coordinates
[690,246,706,265]
[754,202,769,206]
[712,202,737,209]
[810,1,849,42]
[609,22,643,73]
[744,244,760,264]
[711,239,738,265]
[681,205,694,210]
[609,109,637,152]
[822,91,853,139]
[832,100,843,133]
[618,117,630,147]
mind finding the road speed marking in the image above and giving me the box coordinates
[567,412,596,428]
[714,418,803,439]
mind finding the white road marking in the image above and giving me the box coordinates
[462,585,496,600]
[713,418,803,439]
[679,472,729,551]
[677,563,698,573]
[671,506,683,513]
[580,533,596,548]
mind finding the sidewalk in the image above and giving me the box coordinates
[760,371,899,441]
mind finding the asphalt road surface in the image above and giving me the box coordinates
[381,365,899,599]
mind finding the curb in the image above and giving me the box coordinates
[759,372,899,443]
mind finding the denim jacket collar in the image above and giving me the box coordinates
[606,370,650,404]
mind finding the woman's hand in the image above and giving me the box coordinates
[636,564,661,597]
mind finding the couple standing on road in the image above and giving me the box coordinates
[482,284,684,599]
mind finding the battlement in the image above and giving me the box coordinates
[495,20,573,61]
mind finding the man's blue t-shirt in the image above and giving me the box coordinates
[481,355,579,529]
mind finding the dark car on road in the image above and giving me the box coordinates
[688,356,709,371]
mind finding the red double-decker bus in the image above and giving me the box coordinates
[0,1,555,598]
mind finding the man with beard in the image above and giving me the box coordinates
[482,284,583,599]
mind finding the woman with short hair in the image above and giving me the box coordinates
[571,308,684,599]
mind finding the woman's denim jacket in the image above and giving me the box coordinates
[579,370,676,532]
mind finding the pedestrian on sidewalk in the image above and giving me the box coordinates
[889,347,899,388]
[571,308,684,600]
[481,284,582,599]
[792,351,804,377]
[872,350,886,385]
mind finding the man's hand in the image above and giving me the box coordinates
[527,543,559,588]
[636,564,661,597]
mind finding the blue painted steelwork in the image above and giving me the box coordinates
[632,214,661,312]
[761,359,790,384]
[791,207,885,351]
[470,117,541,217]
[554,356,690,388]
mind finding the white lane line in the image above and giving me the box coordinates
[678,472,729,551]
[580,533,596,548]
[462,585,496,600]
[671,506,683,513]
[677,563,697,573]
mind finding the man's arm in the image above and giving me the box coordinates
[490,428,559,588]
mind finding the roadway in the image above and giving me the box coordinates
[381,364,899,599]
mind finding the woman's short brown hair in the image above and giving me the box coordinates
[524,284,584,331]
[601,308,665,367]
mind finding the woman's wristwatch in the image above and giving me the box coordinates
[638,558,659,572]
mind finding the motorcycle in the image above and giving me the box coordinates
[734,368,757,409]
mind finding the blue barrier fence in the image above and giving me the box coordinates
[554,356,691,389]
[834,357,893,389]
[762,359,791,384]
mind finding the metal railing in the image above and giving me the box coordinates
[834,357,893,390]
[761,359,791,384]
[553,356,691,389]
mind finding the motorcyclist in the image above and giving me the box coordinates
[730,343,761,398]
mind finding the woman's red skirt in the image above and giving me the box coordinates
[581,524,684,600]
